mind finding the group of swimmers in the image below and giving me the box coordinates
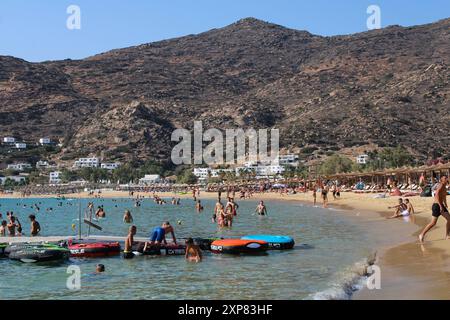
[0,212,40,237]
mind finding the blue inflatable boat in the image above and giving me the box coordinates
[241,235,295,250]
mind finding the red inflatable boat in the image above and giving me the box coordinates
[68,239,121,258]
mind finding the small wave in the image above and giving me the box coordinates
[310,252,377,300]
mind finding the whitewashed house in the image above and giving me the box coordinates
[7,163,32,171]
[193,168,209,181]
[356,154,369,165]
[14,143,27,149]
[0,176,26,185]
[279,154,299,167]
[73,157,100,168]
[39,138,51,145]
[49,171,62,184]
[139,174,161,185]
[3,137,15,144]
[36,160,49,169]
[100,162,121,170]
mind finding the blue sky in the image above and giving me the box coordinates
[0,0,448,62]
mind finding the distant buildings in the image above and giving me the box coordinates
[49,171,62,184]
[0,175,26,185]
[72,158,121,170]
[7,163,32,171]
[39,138,51,145]
[73,157,100,168]
[279,154,299,166]
[356,154,369,164]
[14,143,27,149]
[193,168,209,181]
[100,162,121,170]
[3,137,15,143]
[139,174,161,185]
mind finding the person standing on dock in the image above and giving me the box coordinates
[419,175,450,243]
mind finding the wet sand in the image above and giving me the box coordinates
[1,189,449,299]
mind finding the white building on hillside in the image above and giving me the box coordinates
[210,168,235,178]
[74,157,100,168]
[236,165,285,178]
[39,138,51,145]
[49,171,62,184]
[7,163,32,171]
[100,162,121,170]
[3,137,15,144]
[0,176,26,185]
[36,160,49,169]
[139,174,161,185]
[14,143,27,149]
[279,154,299,167]
[193,168,209,181]
[356,154,369,164]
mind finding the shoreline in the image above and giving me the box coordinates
[1,190,449,299]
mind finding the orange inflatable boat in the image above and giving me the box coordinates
[210,239,268,254]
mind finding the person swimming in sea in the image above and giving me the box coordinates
[144,221,177,251]
[196,200,204,212]
[123,210,133,223]
[123,225,137,259]
[96,264,105,273]
[96,206,106,218]
[185,238,202,262]
[255,201,268,216]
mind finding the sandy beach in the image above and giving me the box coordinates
[1,190,449,299]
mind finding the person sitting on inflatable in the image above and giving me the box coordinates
[144,221,177,251]
[123,225,137,259]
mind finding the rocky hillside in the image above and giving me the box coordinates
[0,17,449,164]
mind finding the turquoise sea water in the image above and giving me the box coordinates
[0,197,375,300]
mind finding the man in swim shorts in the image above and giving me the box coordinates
[29,214,41,236]
[255,201,268,216]
[419,175,450,243]
[144,221,177,251]
[123,225,137,259]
